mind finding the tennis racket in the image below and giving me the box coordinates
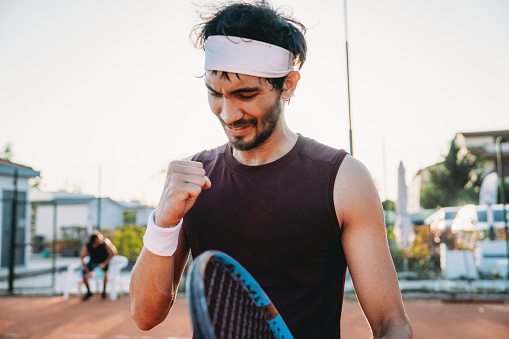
[186,250,293,339]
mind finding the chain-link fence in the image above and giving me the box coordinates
[2,136,508,297]
[0,192,71,296]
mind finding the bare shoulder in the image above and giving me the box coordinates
[335,155,374,188]
[104,237,118,253]
[334,155,382,227]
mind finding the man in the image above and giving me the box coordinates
[130,1,413,337]
[81,231,117,300]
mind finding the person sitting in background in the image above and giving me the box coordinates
[81,231,117,300]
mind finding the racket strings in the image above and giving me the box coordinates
[204,259,276,339]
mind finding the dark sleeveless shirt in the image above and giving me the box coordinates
[87,243,109,264]
[183,134,348,338]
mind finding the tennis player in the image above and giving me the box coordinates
[130,1,413,338]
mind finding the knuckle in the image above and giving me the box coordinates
[167,162,181,172]
[166,165,175,175]
[189,185,202,196]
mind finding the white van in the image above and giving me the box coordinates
[426,206,462,232]
[451,204,509,232]
[474,204,509,230]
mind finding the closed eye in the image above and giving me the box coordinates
[209,91,222,97]
[206,84,222,97]
[238,93,257,100]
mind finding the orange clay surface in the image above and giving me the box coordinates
[1,295,508,338]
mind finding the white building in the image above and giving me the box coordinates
[0,159,40,268]
[116,200,154,226]
[30,190,153,242]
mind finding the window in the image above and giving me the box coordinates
[445,211,458,220]
[123,211,137,225]
[477,210,488,222]
[494,209,509,223]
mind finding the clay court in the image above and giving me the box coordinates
[1,295,508,338]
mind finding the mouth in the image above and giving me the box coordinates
[221,118,257,137]
[225,123,253,137]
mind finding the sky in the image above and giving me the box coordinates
[1,0,508,207]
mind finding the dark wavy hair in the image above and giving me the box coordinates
[193,1,307,91]
[87,231,103,247]
[87,234,98,247]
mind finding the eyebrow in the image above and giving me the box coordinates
[205,83,260,95]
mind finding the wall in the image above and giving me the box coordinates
[88,199,124,229]
[135,207,153,226]
[34,203,89,241]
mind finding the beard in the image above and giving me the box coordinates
[220,94,282,151]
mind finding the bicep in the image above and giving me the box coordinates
[105,241,115,256]
[334,156,407,331]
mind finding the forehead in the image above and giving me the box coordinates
[205,71,271,89]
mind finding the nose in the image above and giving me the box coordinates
[220,99,243,125]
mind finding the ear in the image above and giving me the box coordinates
[281,71,300,100]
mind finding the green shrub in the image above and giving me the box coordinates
[61,226,88,247]
[109,224,145,261]
[387,225,441,279]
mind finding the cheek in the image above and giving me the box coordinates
[208,96,221,116]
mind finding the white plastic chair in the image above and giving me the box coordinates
[63,255,128,300]
[475,240,508,277]
[440,243,478,280]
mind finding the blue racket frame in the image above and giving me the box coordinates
[187,250,293,339]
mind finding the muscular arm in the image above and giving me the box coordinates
[80,246,89,273]
[105,238,118,255]
[130,160,210,330]
[100,239,116,268]
[335,156,413,338]
[130,233,190,330]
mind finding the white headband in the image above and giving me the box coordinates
[204,35,295,78]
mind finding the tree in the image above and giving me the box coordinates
[30,176,43,190]
[382,199,395,211]
[1,143,13,160]
[109,224,145,262]
[420,139,481,208]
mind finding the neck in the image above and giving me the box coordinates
[231,121,298,166]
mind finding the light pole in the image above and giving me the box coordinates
[343,0,353,156]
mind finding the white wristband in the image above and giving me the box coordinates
[143,210,182,257]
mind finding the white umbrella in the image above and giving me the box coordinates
[480,172,498,206]
[394,161,415,249]
[480,172,499,239]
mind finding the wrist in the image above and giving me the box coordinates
[143,210,182,256]
[154,209,180,228]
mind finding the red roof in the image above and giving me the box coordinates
[0,158,35,170]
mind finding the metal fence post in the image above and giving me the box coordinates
[8,168,19,295]
[495,136,508,279]
[52,200,57,293]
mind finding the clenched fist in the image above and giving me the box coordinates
[154,160,211,228]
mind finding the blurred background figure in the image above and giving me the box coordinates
[80,231,117,300]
